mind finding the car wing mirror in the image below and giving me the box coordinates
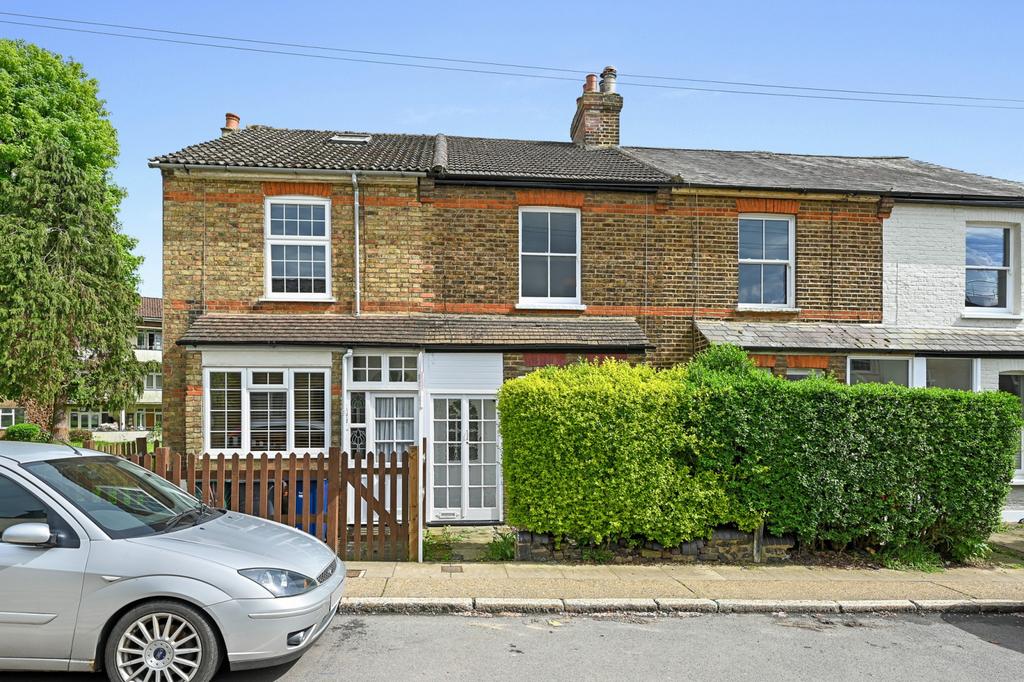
[2,522,53,546]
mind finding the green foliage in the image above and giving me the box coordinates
[498,346,1022,559]
[422,526,468,562]
[581,545,614,564]
[0,40,121,212]
[879,543,944,572]
[67,428,93,443]
[481,530,517,561]
[4,422,45,442]
[0,139,147,433]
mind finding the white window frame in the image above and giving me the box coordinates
[964,223,1017,317]
[426,393,503,523]
[348,349,419,390]
[203,367,331,455]
[784,368,822,381]
[737,213,796,310]
[0,407,24,429]
[920,357,980,392]
[846,356,914,386]
[517,206,584,310]
[144,371,163,391]
[136,330,162,350]
[263,196,333,302]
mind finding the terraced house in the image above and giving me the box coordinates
[153,68,1024,524]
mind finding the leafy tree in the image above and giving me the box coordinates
[0,40,122,212]
[0,44,146,437]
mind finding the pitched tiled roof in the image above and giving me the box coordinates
[697,320,1024,355]
[442,136,669,183]
[622,147,1024,198]
[138,296,162,320]
[178,313,651,351]
[151,125,1024,198]
[150,127,436,172]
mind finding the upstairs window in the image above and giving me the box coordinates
[738,215,795,308]
[264,198,331,300]
[966,226,1013,312]
[519,208,581,307]
[144,372,163,391]
[136,330,162,350]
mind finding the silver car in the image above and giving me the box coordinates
[0,442,345,681]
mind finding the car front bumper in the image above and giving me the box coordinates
[209,565,346,671]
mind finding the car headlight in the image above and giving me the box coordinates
[239,568,317,597]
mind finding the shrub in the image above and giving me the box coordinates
[481,530,517,561]
[497,348,1022,559]
[4,422,45,442]
[68,428,93,443]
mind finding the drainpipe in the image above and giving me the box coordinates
[352,173,361,317]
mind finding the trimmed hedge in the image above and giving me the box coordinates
[3,422,45,442]
[497,346,1022,558]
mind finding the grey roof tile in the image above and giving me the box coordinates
[178,313,650,351]
[151,126,1024,197]
[623,147,1024,198]
[697,320,1024,355]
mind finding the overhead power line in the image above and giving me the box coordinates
[2,16,1023,111]
[3,10,1022,105]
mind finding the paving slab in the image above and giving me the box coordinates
[342,577,388,598]
[930,580,1024,599]
[449,564,510,579]
[564,598,659,613]
[682,579,967,600]
[474,598,564,613]
[838,600,917,613]
[392,562,453,579]
[717,599,839,613]
[345,561,396,579]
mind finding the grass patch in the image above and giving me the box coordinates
[878,543,944,572]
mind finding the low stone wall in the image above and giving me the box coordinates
[516,528,794,564]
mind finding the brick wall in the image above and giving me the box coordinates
[162,170,885,450]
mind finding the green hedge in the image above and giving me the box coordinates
[3,422,45,442]
[497,346,1022,558]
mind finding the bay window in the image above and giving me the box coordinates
[205,368,329,453]
[264,197,331,300]
[519,207,581,308]
[738,215,795,308]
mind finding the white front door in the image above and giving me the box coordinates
[429,396,501,522]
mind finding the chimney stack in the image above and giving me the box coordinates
[570,66,623,147]
[221,112,240,137]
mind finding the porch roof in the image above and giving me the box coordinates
[697,320,1024,356]
[178,313,651,352]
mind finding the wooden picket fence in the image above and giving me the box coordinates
[85,437,157,457]
[85,439,420,561]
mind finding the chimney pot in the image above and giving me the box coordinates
[599,66,617,94]
[570,66,623,147]
[221,112,240,137]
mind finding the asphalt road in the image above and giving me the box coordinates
[9,613,1024,681]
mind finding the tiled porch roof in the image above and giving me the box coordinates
[697,320,1024,356]
[179,313,651,351]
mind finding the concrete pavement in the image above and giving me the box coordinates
[343,561,1024,604]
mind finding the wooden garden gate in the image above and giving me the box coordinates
[91,440,421,561]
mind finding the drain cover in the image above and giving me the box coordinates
[346,569,366,578]
[440,565,464,573]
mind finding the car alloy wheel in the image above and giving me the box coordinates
[115,612,202,682]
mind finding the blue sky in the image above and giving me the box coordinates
[4,1,1024,296]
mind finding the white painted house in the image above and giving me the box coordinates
[884,203,1024,519]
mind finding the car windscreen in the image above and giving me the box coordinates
[23,455,204,539]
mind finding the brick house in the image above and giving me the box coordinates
[152,68,1024,525]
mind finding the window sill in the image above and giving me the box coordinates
[259,296,337,304]
[1012,478,1024,487]
[736,305,800,313]
[515,302,587,312]
[961,311,1023,320]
